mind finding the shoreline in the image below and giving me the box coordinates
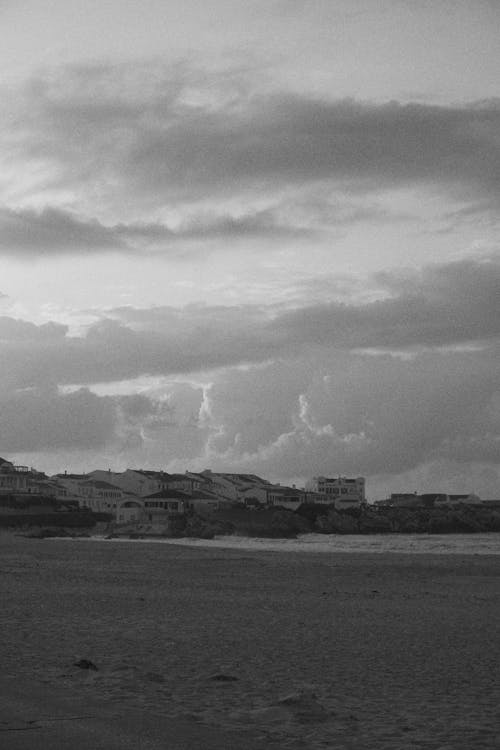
[29,529,500,555]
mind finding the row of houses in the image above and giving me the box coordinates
[2,457,489,517]
[0,457,368,523]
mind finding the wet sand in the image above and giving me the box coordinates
[1,533,499,749]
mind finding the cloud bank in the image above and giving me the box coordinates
[1,255,499,495]
[0,61,498,496]
[1,64,499,258]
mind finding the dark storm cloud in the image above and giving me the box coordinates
[0,316,67,341]
[0,385,188,453]
[202,346,500,478]
[113,208,313,246]
[0,207,125,254]
[276,257,500,350]
[7,64,500,208]
[0,205,308,257]
[0,256,498,391]
[131,94,498,198]
[0,387,116,451]
[0,255,498,476]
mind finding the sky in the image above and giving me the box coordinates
[0,0,499,499]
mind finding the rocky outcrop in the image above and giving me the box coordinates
[74,659,98,671]
[277,689,329,723]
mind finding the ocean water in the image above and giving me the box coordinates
[87,532,500,555]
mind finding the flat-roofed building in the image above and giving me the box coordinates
[305,475,366,510]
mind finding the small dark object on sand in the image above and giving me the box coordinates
[209,673,239,682]
[74,659,98,671]
[278,689,329,723]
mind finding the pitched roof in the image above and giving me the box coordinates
[80,479,123,490]
[129,469,171,479]
[210,472,270,485]
[144,489,191,499]
[144,488,219,500]
[191,489,219,500]
[54,473,88,480]
[267,485,303,496]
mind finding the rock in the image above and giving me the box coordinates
[144,672,165,683]
[278,689,329,723]
[74,659,98,671]
[248,705,289,724]
[209,673,239,682]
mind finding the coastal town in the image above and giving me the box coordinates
[1,455,497,529]
[0,456,366,523]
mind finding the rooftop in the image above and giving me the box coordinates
[129,469,171,479]
[80,480,124,490]
[144,488,190,498]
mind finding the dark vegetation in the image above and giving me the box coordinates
[3,494,500,540]
[140,504,500,539]
[184,503,500,539]
[0,494,111,532]
[294,503,500,536]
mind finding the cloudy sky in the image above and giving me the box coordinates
[0,0,499,498]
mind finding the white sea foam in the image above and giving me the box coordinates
[80,532,500,554]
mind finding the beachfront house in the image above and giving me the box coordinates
[265,485,308,510]
[198,470,272,504]
[53,473,143,521]
[305,475,366,510]
[89,469,172,498]
[0,459,31,494]
[143,488,188,522]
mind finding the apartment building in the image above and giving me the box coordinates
[305,475,366,510]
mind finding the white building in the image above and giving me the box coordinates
[0,458,31,493]
[53,473,143,522]
[88,469,172,498]
[305,476,366,510]
[199,470,272,504]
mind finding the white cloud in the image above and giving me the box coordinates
[0,256,498,495]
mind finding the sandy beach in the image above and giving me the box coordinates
[1,533,499,749]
